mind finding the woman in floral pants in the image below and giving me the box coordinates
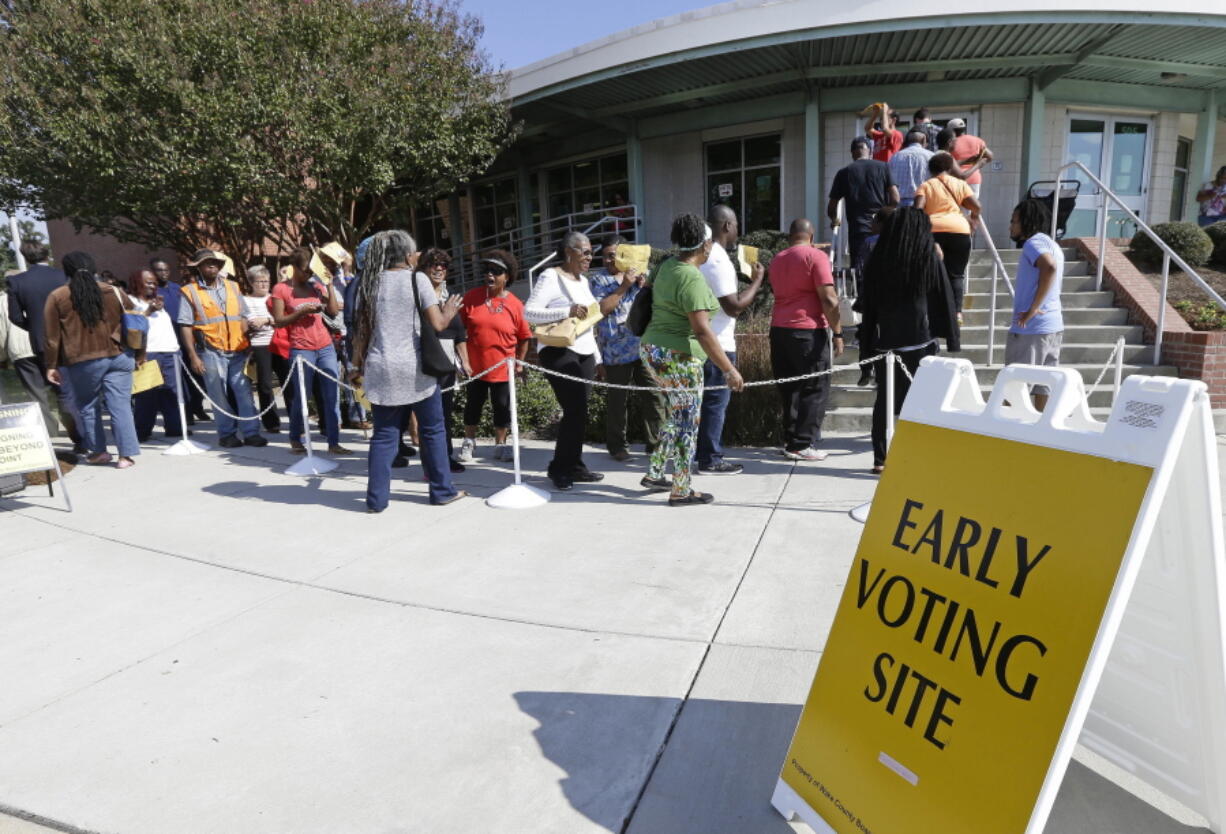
[638,213,744,506]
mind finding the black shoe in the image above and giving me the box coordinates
[243,435,268,447]
[218,435,243,448]
[698,461,743,475]
[857,370,873,387]
[399,443,418,458]
[193,410,212,422]
[137,434,151,443]
[640,475,671,493]
[392,455,409,468]
[669,491,715,506]
[550,475,574,491]
[449,460,466,474]
[572,469,604,483]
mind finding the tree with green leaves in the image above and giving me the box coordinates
[0,0,515,262]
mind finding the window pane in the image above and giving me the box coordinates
[475,207,497,241]
[494,177,516,205]
[1175,139,1191,170]
[574,188,601,214]
[573,160,599,189]
[1065,208,1098,238]
[549,194,572,219]
[706,140,741,173]
[1110,122,1148,196]
[708,173,741,219]
[744,167,781,232]
[474,184,495,208]
[1069,119,1105,193]
[744,134,781,167]
[601,153,628,183]
[1170,170,1187,222]
[602,181,629,208]
[547,166,571,195]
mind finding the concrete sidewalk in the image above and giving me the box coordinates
[0,427,1216,834]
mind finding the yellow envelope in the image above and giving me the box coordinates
[131,360,165,395]
[613,244,651,276]
[736,244,759,278]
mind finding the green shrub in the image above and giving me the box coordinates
[449,369,561,440]
[1203,221,1226,266]
[1129,222,1213,267]
[1173,300,1226,331]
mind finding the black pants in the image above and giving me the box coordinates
[932,232,971,312]
[770,326,832,452]
[180,352,207,417]
[15,352,82,444]
[439,371,457,457]
[463,380,511,428]
[871,343,937,466]
[271,352,294,411]
[538,347,595,477]
[249,345,281,431]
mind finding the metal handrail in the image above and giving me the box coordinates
[975,217,1015,367]
[1051,160,1226,365]
[525,212,641,292]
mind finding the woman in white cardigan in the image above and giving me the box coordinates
[524,231,603,491]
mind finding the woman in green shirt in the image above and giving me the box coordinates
[640,213,744,506]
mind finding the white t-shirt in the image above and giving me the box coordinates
[699,242,738,352]
[242,295,274,347]
[524,267,602,360]
[131,297,181,353]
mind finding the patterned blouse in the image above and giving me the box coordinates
[589,268,644,366]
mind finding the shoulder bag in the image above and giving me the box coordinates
[113,286,149,352]
[532,271,603,348]
[626,259,665,337]
[410,272,455,377]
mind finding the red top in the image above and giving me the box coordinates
[870,128,904,162]
[768,245,835,330]
[951,134,987,185]
[272,282,331,351]
[460,287,530,383]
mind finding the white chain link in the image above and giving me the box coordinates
[299,356,515,395]
[180,358,282,421]
[517,354,881,393]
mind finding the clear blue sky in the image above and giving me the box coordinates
[459,0,708,70]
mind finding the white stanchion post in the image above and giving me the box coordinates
[885,351,896,450]
[1113,336,1124,404]
[164,353,210,455]
[286,356,337,476]
[486,358,549,509]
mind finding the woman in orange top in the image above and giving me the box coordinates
[914,152,981,316]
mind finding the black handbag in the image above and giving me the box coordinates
[410,273,454,378]
[626,284,653,337]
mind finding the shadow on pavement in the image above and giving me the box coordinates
[516,691,1211,834]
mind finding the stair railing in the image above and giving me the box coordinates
[1051,160,1226,365]
[975,217,1015,367]
[525,209,642,292]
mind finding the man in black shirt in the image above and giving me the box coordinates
[828,137,899,278]
[6,239,82,447]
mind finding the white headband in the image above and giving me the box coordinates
[678,223,713,252]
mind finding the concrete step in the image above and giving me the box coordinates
[965,274,1099,293]
[966,260,1090,279]
[824,405,1117,433]
[835,342,1157,365]
[957,324,1143,344]
[961,308,1129,326]
[829,382,1120,409]
[963,290,1116,309]
[969,246,1078,265]
[827,361,1176,383]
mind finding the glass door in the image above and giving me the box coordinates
[1064,114,1151,238]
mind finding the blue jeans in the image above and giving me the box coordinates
[133,352,183,439]
[697,350,735,467]
[200,347,260,440]
[366,390,457,510]
[64,352,140,458]
[1199,214,1224,228]
[289,343,340,446]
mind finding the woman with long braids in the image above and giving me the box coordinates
[524,230,603,491]
[639,213,744,506]
[350,230,467,512]
[42,251,142,468]
[859,208,960,474]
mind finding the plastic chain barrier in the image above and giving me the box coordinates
[179,356,284,421]
[300,356,516,395]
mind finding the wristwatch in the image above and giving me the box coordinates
[832,331,844,339]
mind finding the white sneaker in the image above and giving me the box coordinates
[785,447,829,462]
[458,438,476,463]
[492,444,509,461]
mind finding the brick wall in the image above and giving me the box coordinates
[1075,237,1226,407]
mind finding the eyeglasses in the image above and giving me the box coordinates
[570,248,593,257]
[427,263,448,272]
[482,267,507,276]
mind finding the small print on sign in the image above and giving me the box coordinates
[0,402,56,476]
[718,183,734,198]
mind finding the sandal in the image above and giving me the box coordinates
[116,457,135,470]
[668,491,715,507]
[434,490,469,506]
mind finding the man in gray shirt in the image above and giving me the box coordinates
[889,130,935,208]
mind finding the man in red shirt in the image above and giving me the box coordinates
[767,218,844,462]
[947,117,993,198]
[862,102,903,162]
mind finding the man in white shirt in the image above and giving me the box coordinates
[697,204,765,475]
[889,130,935,207]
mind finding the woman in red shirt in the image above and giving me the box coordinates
[270,247,349,455]
[457,250,531,462]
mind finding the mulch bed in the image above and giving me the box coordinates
[1123,250,1226,327]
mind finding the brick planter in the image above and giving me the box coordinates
[1074,238,1226,408]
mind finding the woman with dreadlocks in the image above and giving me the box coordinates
[859,208,960,474]
[350,230,467,512]
[42,251,142,468]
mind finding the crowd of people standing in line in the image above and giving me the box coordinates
[2,101,1065,510]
